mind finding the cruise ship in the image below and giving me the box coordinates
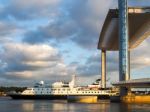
[8,75,117,100]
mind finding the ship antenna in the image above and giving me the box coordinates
[69,74,76,88]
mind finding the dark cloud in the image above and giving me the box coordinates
[23,18,78,44]
[77,63,100,76]
[71,32,98,49]
[66,0,116,49]
[23,30,47,44]
[76,52,119,76]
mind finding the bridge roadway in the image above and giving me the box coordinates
[112,78,150,87]
[98,7,150,51]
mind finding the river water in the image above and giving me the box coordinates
[0,97,150,112]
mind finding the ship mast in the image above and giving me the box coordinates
[69,75,76,88]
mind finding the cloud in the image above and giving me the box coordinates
[76,38,150,77]
[76,52,118,77]
[0,22,16,36]
[22,0,117,49]
[0,22,23,43]
[62,0,117,49]
[65,0,149,49]
[74,52,119,86]
[131,38,150,69]
[0,0,149,86]
[23,18,78,44]
[129,0,150,7]
[0,43,75,82]
[0,0,62,20]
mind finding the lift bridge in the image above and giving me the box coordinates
[97,0,150,97]
[112,78,150,87]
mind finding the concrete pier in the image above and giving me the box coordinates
[121,94,150,103]
[101,50,106,89]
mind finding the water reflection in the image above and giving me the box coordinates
[12,100,150,112]
[22,101,34,111]
[0,97,149,112]
[21,100,111,112]
[109,103,130,112]
[51,101,68,111]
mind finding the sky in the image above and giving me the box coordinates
[0,0,149,86]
